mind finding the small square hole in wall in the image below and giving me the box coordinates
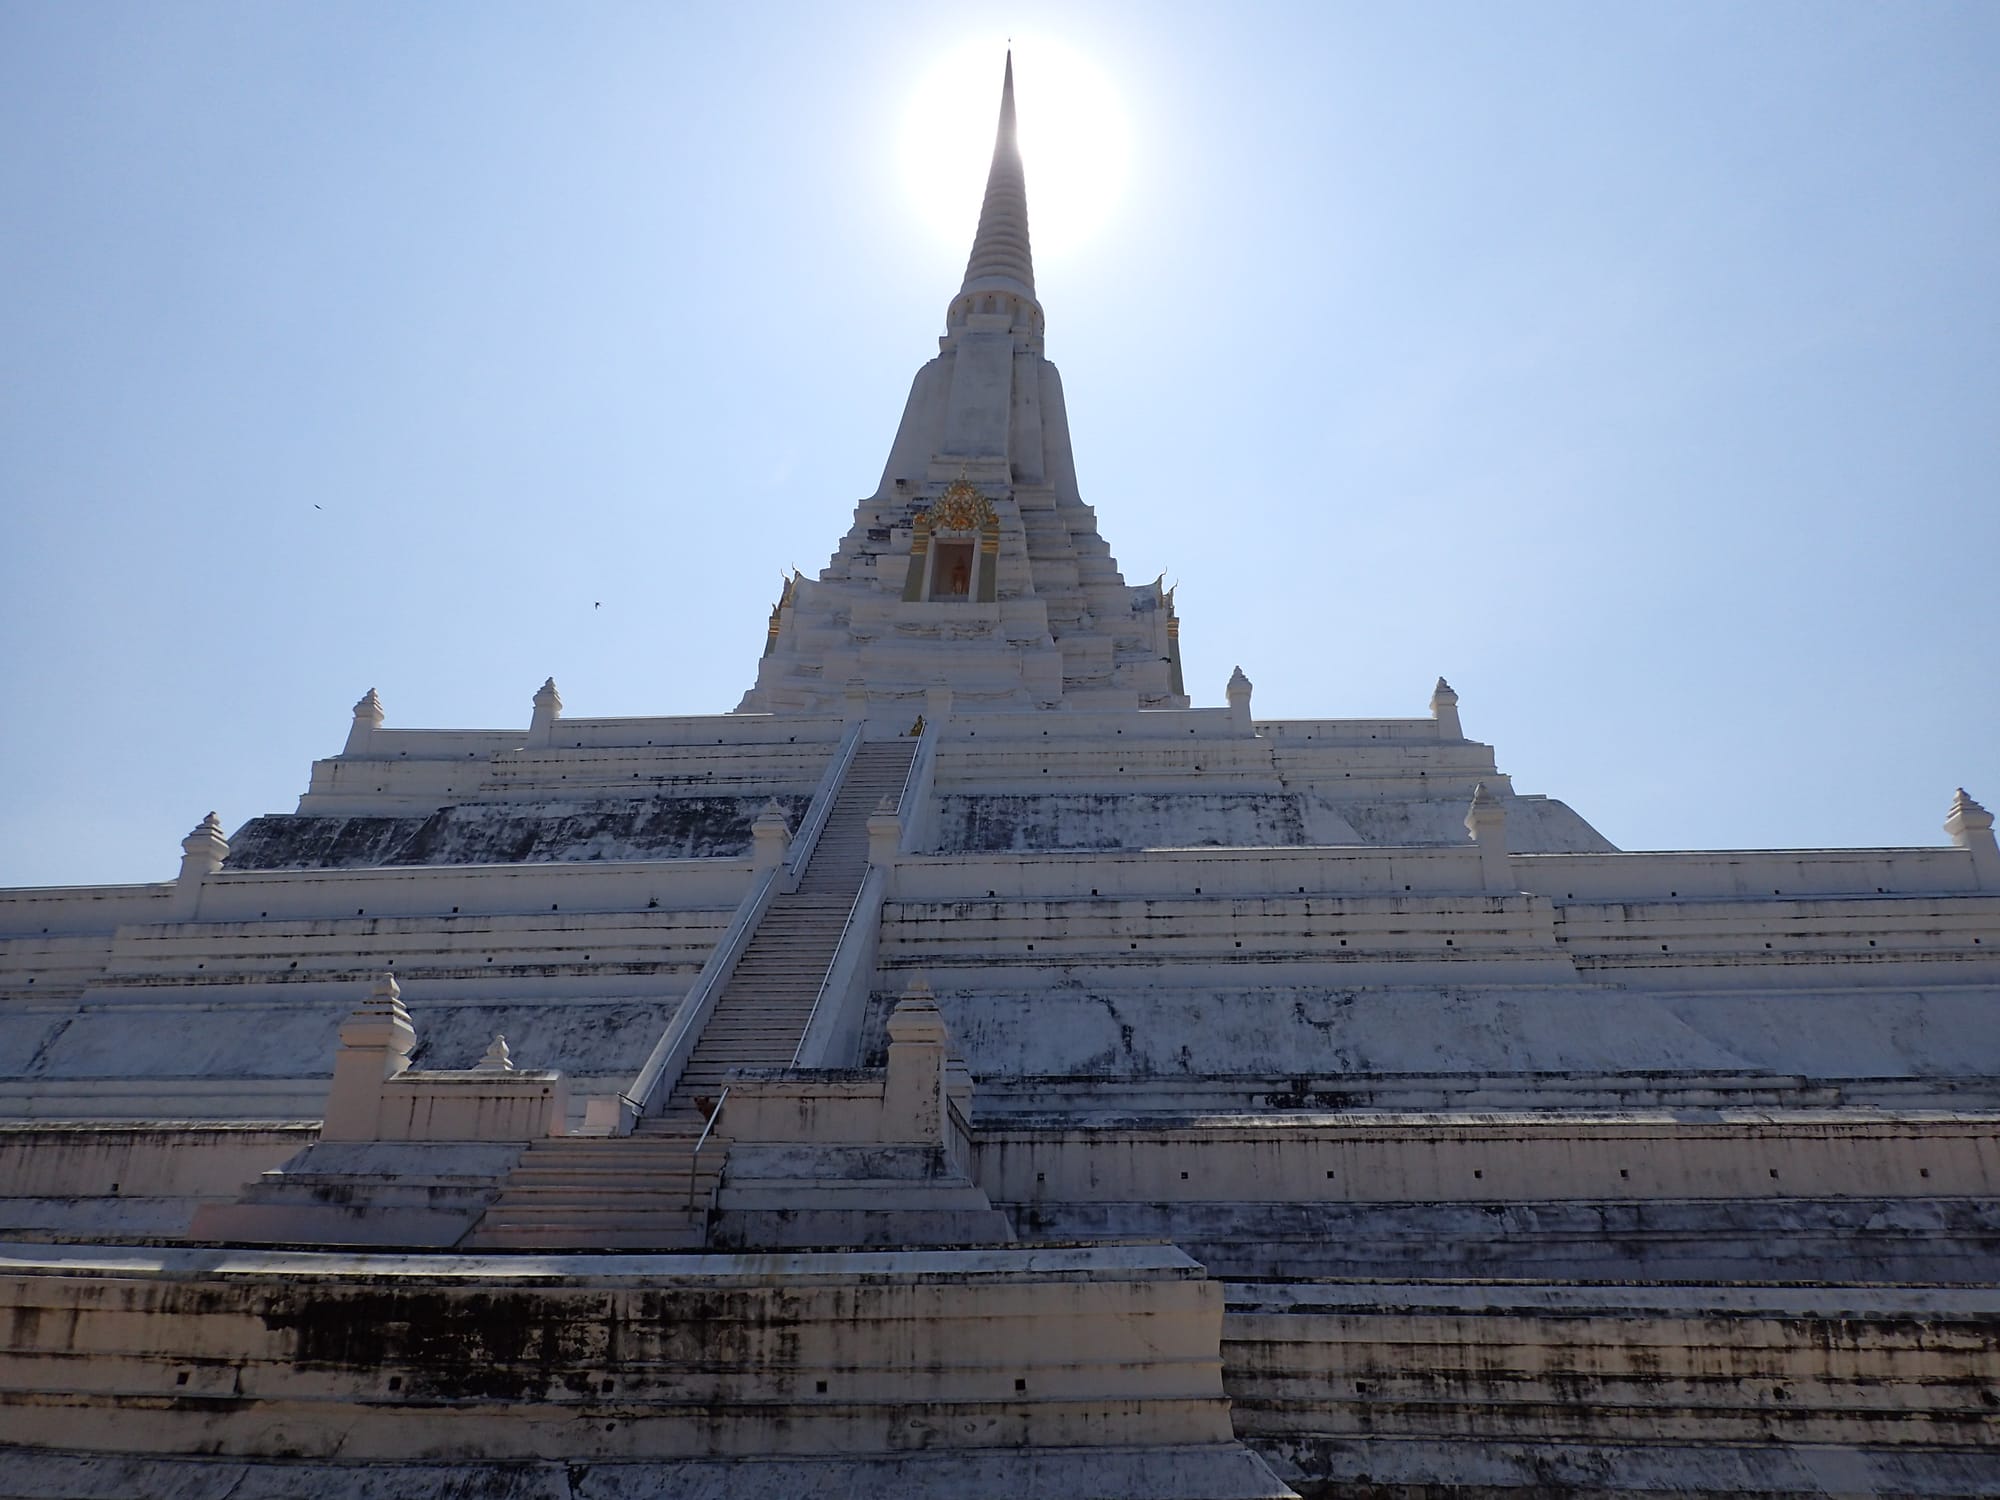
[1473,1169,1483,1180]
[1326,1169,1335,1179]
[387,1375,402,1392]
[176,1370,189,1386]
[816,1380,828,1394]
[1130,942,1137,950]
[1015,1377,1027,1392]
[1619,1169,1629,1179]
[1921,1167,1931,1179]
[1036,1172,1045,1183]
[1180,1171,1189,1180]
[600,1378,615,1393]
[1769,1168,1779,1178]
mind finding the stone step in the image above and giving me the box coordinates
[470,1227,706,1250]
[495,1181,718,1200]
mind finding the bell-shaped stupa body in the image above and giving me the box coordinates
[738,55,1186,716]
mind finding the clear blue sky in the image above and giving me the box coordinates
[2,1,1995,886]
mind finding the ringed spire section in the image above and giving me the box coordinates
[958,52,1037,305]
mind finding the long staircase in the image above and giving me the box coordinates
[464,739,917,1250]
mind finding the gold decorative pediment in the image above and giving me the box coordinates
[921,480,998,535]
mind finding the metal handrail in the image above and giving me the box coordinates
[790,733,926,1067]
[686,1085,729,1214]
[784,722,863,889]
[620,866,779,1123]
[616,727,861,1126]
[793,875,874,1068]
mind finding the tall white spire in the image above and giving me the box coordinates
[960,52,1036,302]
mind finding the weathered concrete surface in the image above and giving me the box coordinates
[0,1442,1295,1499]
[0,1243,1256,1471]
[1004,1195,2000,1283]
[227,794,813,870]
[1248,1436,2000,1498]
[0,1124,315,1241]
[1224,1281,2000,1467]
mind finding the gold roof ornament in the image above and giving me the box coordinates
[922,479,998,534]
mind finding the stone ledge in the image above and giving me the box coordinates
[0,1442,1296,1500]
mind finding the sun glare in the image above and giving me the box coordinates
[899,36,1132,266]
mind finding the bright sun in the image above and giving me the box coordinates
[899,36,1132,266]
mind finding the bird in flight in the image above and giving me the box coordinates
[594,602,602,610]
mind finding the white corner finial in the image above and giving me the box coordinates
[180,811,229,864]
[1431,677,1463,739]
[476,1033,515,1072]
[372,971,401,1002]
[1945,788,1995,843]
[1946,788,1999,887]
[1947,787,1992,826]
[529,677,563,744]
[1464,783,1511,890]
[1226,666,1254,731]
[173,811,230,911]
[346,689,384,753]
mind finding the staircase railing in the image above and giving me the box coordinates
[782,722,862,892]
[686,1084,729,1219]
[614,727,861,1133]
[792,726,931,1067]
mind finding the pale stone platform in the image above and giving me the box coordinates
[0,1242,1286,1496]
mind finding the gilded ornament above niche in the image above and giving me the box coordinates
[921,480,998,534]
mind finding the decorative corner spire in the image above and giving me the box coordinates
[476,1033,516,1073]
[1465,783,1512,890]
[1430,677,1463,739]
[1946,787,1994,840]
[960,51,1037,303]
[529,676,563,745]
[345,688,385,755]
[180,812,229,871]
